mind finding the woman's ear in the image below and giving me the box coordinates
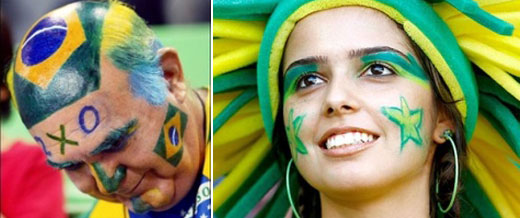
[159,47,186,103]
[432,108,454,144]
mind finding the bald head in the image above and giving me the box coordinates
[10,1,164,128]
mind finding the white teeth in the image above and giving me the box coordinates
[361,133,368,142]
[354,132,361,143]
[325,131,377,149]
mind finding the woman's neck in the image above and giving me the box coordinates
[320,165,431,218]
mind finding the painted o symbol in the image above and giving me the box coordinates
[79,106,100,134]
[169,127,179,146]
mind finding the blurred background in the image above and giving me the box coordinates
[0,0,210,217]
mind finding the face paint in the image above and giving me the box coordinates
[79,105,100,134]
[381,96,424,151]
[13,3,107,129]
[131,196,152,214]
[90,119,138,155]
[89,162,126,194]
[153,104,188,166]
[283,63,319,101]
[46,124,79,155]
[285,108,308,160]
[34,136,51,156]
[361,51,429,87]
[47,159,82,170]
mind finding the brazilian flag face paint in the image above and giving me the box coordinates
[13,2,108,128]
[153,104,189,167]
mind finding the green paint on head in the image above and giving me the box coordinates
[46,124,79,155]
[285,108,307,161]
[153,104,188,166]
[361,51,429,87]
[381,96,424,151]
[14,2,108,128]
[91,162,126,193]
[283,63,318,102]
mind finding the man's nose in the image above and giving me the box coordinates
[88,162,127,195]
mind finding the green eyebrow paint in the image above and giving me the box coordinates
[90,119,138,155]
[285,109,307,161]
[283,63,318,101]
[361,51,429,87]
[47,159,80,169]
[381,96,424,152]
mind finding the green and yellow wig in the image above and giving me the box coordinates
[213,0,520,217]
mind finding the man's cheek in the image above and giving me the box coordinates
[152,104,188,167]
[66,169,97,193]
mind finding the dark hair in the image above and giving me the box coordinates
[273,28,467,218]
[1,13,13,119]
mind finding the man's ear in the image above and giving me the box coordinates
[159,47,186,103]
[432,108,454,144]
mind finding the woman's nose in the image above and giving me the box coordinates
[323,80,360,116]
[88,161,127,195]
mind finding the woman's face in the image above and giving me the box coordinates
[283,7,442,200]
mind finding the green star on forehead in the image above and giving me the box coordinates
[381,96,423,151]
[46,124,79,155]
[285,109,307,161]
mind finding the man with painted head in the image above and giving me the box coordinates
[7,1,210,217]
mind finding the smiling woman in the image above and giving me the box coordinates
[213,0,520,217]
[278,7,462,217]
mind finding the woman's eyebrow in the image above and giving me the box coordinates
[285,55,328,74]
[349,46,407,59]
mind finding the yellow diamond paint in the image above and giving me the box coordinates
[15,8,86,88]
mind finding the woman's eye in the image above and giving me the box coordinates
[363,63,395,77]
[296,74,325,90]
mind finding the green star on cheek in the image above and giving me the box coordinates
[381,96,423,151]
[285,109,308,160]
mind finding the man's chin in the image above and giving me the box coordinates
[121,188,174,214]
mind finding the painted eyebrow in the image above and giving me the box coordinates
[349,46,407,59]
[284,46,406,73]
[47,159,81,169]
[90,119,138,155]
[285,55,328,74]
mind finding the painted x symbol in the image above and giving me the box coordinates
[47,124,78,154]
